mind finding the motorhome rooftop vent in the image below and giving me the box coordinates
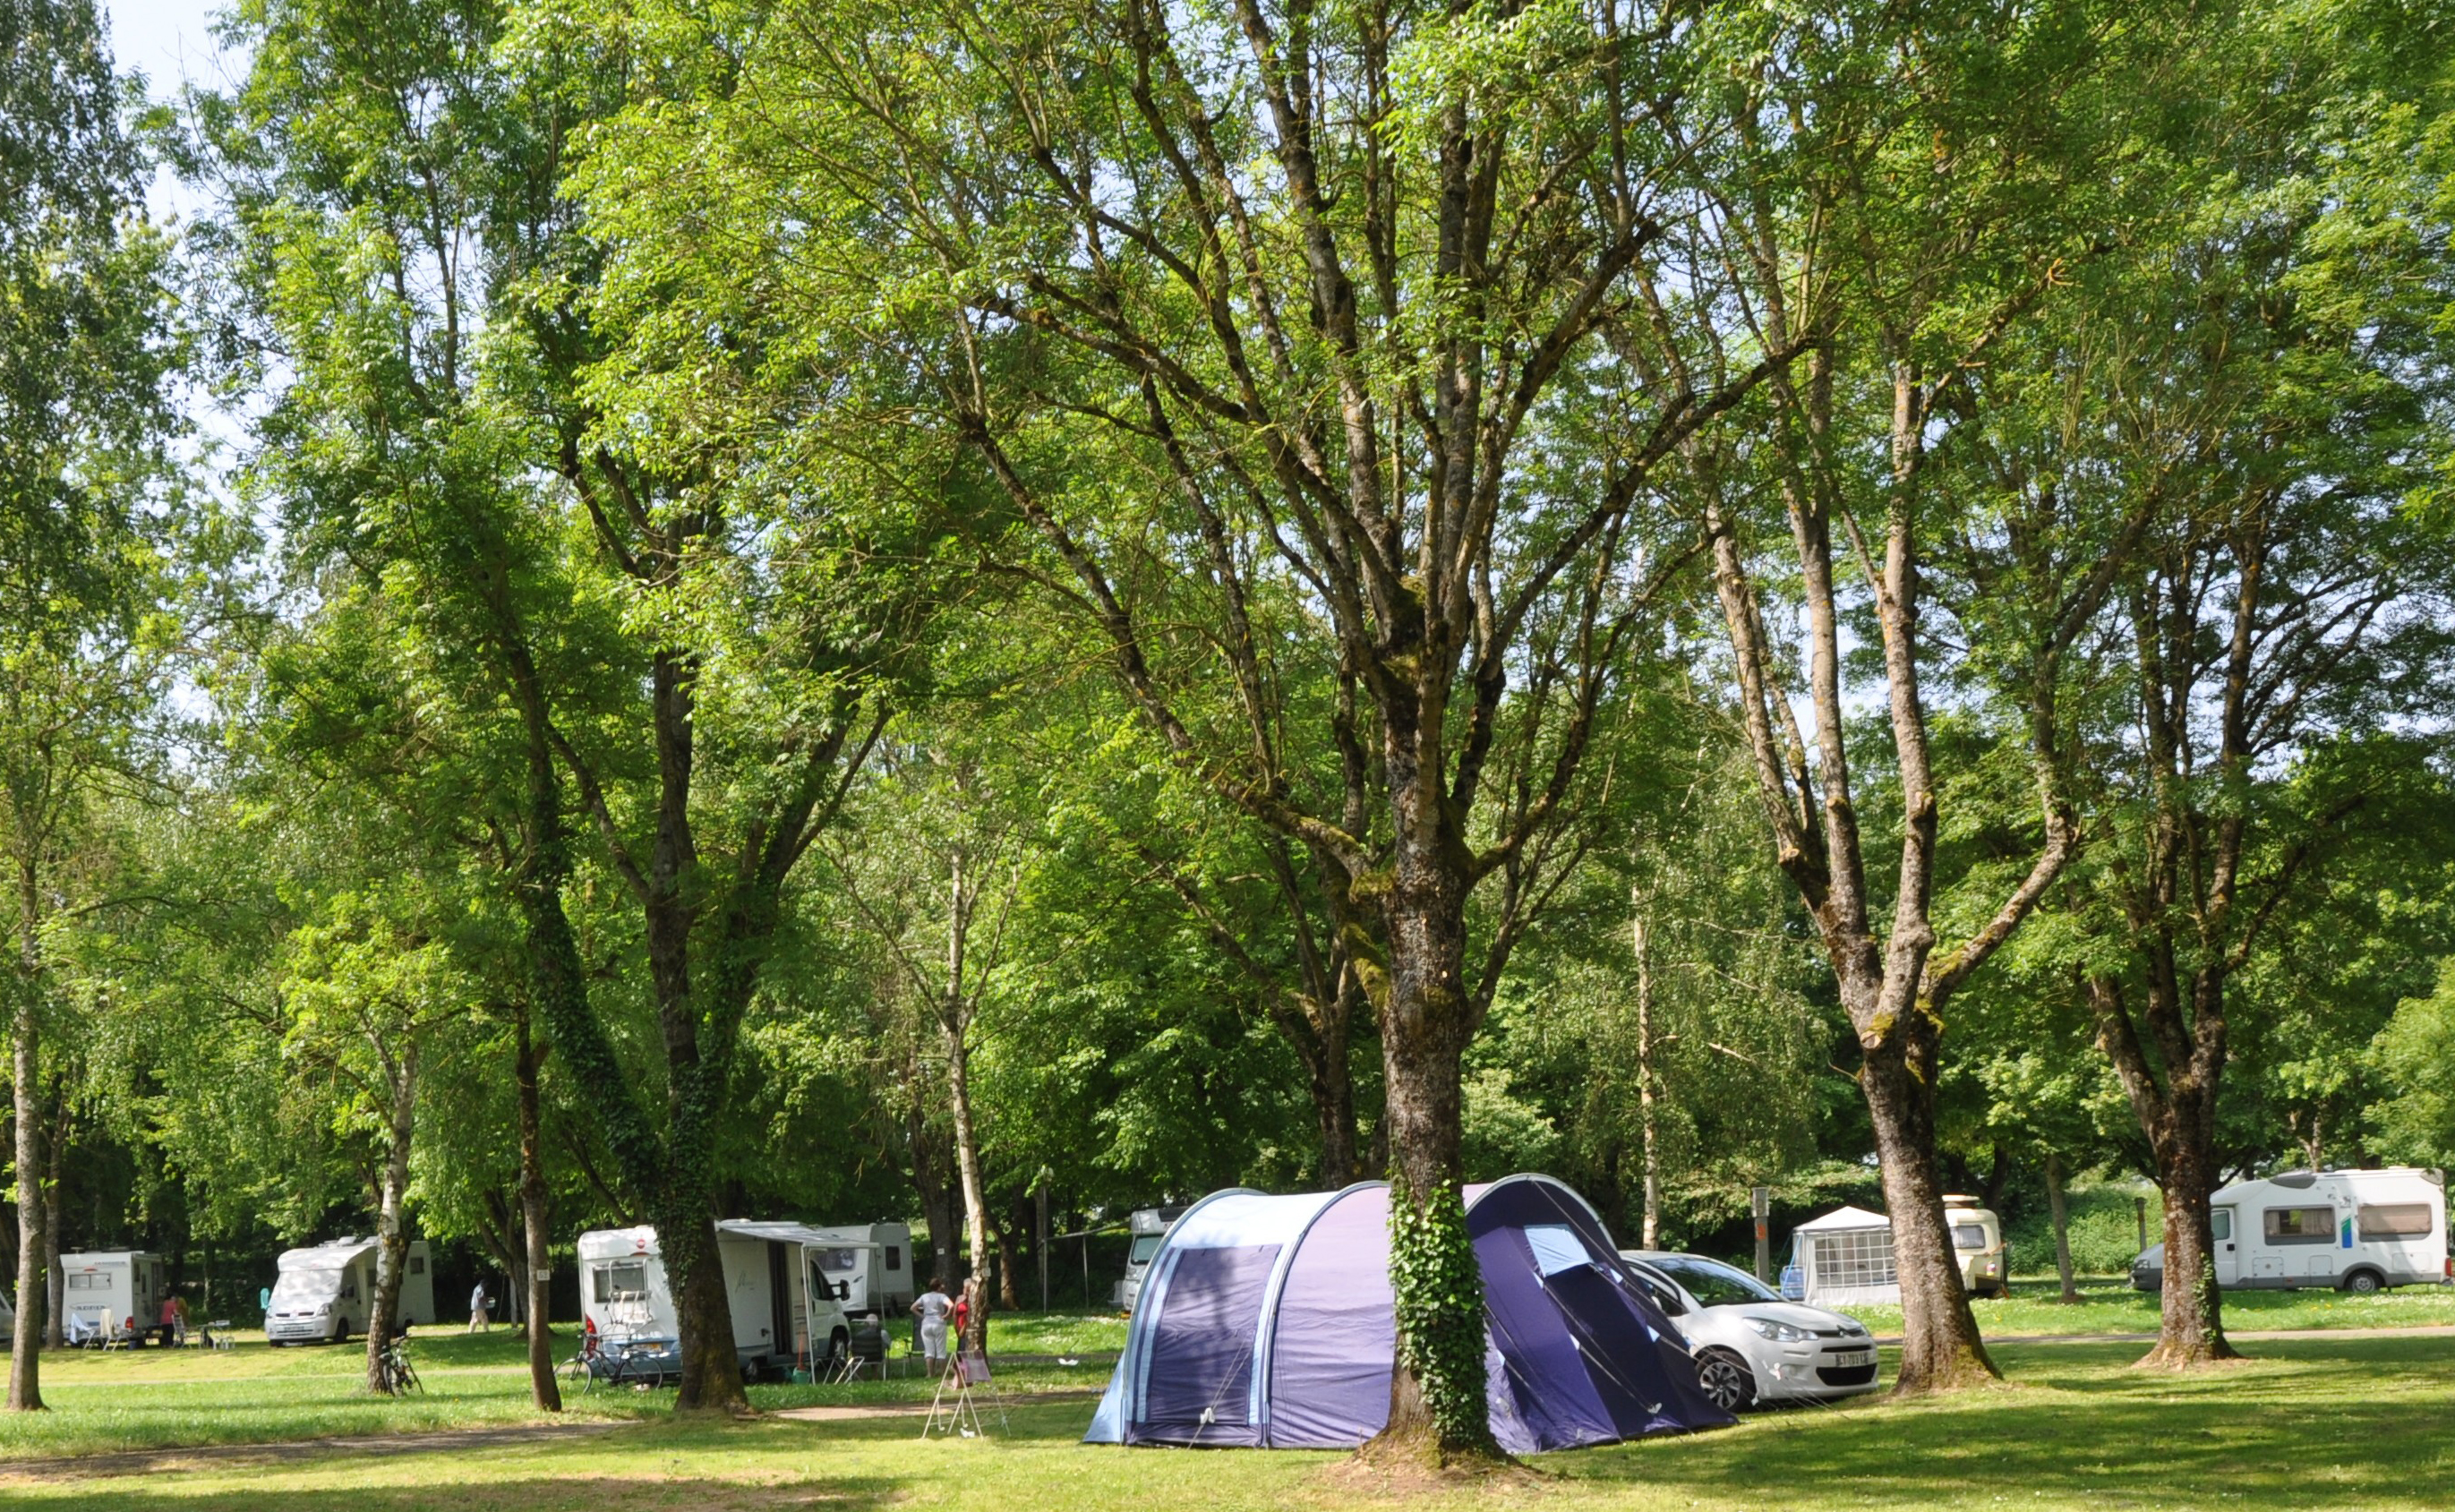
[2271,1172,2318,1189]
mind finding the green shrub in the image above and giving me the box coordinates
[2005,1183,2161,1276]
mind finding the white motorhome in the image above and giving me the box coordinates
[796,1223,914,1320]
[577,1221,852,1380]
[265,1238,437,1345]
[59,1251,172,1345]
[2135,1168,2448,1294]
[1113,1205,1185,1311]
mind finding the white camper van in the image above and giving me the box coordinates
[2133,1168,2448,1294]
[1113,1205,1186,1311]
[797,1223,914,1319]
[577,1221,852,1380]
[265,1238,437,1345]
[59,1251,172,1345]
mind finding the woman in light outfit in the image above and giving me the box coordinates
[911,1277,953,1374]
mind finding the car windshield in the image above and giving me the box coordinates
[1654,1256,1781,1307]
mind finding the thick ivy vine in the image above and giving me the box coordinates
[1387,1175,1492,1449]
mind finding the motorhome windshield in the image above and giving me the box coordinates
[270,1266,346,1307]
[1128,1234,1164,1265]
[814,1248,862,1273]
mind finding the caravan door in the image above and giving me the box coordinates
[2211,1207,2241,1287]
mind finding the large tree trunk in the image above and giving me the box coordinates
[2046,1152,2080,1303]
[2143,1104,2236,1367]
[364,1050,417,1395]
[515,1004,561,1410]
[1861,1029,1997,1390]
[10,858,45,1412]
[2089,971,2237,1367]
[1365,827,1493,1465]
[8,1018,41,1411]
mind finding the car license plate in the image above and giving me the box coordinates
[1829,1348,1875,1367]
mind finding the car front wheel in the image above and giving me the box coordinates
[1695,1349,1758,1413]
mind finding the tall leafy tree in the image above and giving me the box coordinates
[570,0,1781,1453]
[0,0,182,1413]
[2056,0,2455,1367]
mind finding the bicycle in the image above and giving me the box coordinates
[376,1333,423,1396]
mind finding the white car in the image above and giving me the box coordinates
[1620,1250,1881,1412]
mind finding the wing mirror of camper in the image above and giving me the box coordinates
[834,1281,851,1301]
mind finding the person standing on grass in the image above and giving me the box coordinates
[912,1277,952,1375]
[469,1279,492,1333]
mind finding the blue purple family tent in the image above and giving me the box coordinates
[1083,1174,1735,1452]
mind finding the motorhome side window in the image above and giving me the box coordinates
[2211,1209,2232,1242]
[66,1273,105,1292]
[2264,1207,2335,1243]
[1128,1234,1164,1264]
[885,1246,902,1271]
[2357,1203,2433,1239]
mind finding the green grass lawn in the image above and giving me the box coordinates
[1841,1276,2455,1338]
[4,1334,2451,1509]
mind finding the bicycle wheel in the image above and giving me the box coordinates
[397,1358,423,1394]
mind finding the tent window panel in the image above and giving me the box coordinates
[1810,1230,1897,1290]
[2357,1204,2433,1239]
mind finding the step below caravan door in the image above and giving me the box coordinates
[2211,1208,2241,1287]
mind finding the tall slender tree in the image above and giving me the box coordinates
[0,0,181,1414]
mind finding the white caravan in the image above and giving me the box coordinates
[265,1238,437,1345]
[577,1221,853,1379]
[2138,1168,2447,1294]
[1114,1205,1185,1311]
[59,1251,172,1345]
[796,1223,915,1320]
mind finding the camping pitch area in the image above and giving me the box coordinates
[0,1311,2451,1510]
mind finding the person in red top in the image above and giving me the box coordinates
[157,1295,180,1347]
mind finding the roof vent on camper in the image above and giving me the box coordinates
[2271,1172,2317,1189]
[1941,1194,1980,1206]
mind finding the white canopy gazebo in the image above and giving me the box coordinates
[1788,1205,1899,1308]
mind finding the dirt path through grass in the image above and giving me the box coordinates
[0,1420,624,1483]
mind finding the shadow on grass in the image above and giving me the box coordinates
[5,1474,907,1512]
[1557,1336,2455,1510]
